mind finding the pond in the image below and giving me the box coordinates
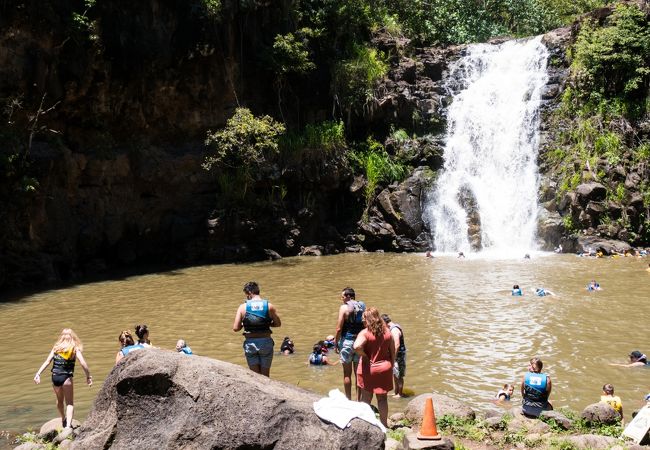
[2,252,649,434]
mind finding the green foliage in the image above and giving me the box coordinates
[271,29,316,76]
[280,120,346,155]
[349,137,407,217]
[203,108,286,170]
[571,4,650,105]
[203,0,221,17]
[333,44,388,116]
[562,214,576,233]
[390,127,410,144]
[437,415,488,441]
[386,427,406,441]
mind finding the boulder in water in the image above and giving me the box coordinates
[72,349,384,449]
[581,402,620,425]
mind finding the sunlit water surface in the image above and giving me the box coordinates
[2,253,649,435]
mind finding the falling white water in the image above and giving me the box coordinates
[424,37,549,257]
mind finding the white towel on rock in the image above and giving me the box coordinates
[313,388,386,432]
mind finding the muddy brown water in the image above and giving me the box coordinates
[2,253,649,434]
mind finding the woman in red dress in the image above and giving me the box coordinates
[353,307,395,426]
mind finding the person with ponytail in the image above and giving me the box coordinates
[34,328,92,429]
[353,307,395,426]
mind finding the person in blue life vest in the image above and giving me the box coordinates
[233,281,281,377]
[176,339,193,355]
[586,280,602,291]
[382,314,406,397]
[115,330,145,364]
[334,287,366,400]
[512,285,523,296]
[308,343,337,366]
[495,383,515,401]
[534,287,555,297]
[521,357,553,417]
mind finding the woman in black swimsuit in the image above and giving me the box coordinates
[34,329,92,428]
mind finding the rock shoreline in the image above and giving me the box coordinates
[11,350,647,450]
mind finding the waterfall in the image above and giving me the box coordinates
[424,36,549,256]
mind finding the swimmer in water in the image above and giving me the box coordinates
[534,288,555,297]
[458,252,465,258]
[512,285,523,296]
[586,280,602,291]
[495,383,515,401]
[610,350,649,367]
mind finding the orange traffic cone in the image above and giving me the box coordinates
[417,396,441,440]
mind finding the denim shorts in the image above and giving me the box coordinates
[394,351,406,378]
[243,337,274,369]
[338,337,359,364]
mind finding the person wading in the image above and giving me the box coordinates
[233,281,281,377]
[334,287,366,400]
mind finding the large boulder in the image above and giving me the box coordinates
[404,393,475,426]
[581,402,620,426]
[72,349,385,449]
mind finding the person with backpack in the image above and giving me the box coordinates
[334,287,365,400]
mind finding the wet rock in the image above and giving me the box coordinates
[539,410,573,430]
[581,402,620,425]
[263,249,282,260]
[299,245,323,256]
[575,182,607,206]
[404,393,475,426]
[72,349,384,449]
[561,236,632,255]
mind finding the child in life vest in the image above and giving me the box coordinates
[600,384,624,423]
[308,344,337,365]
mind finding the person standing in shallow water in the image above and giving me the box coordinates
[233,281,281,377]
[334,287,366,400]
[34,328,92,429]
[521,357,553,417]
[381,314,406,397]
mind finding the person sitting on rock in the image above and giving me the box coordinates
[495,383,515,401]
[176,339,193,355]
[610,350,649,367]
[521,357,553,417]
[512,285,523,296]
[599,384,623,422]
[280,337,295,355]
[115,330,145,364]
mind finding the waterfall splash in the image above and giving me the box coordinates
[424,37,549,257]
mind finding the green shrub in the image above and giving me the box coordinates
[203,108,285,170]
[270,30,316,76]
[279,120,346,155]
[333,44,388,117]
[571,4,650,106]
[349,137,407,218]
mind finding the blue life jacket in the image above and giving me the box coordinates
[309,352,324,365]
[522,372,550,417]
[243,299,272,334]
[121,344,145,356]
[180,346,193,355]
[512,289,523,296]
[342,300,366,340]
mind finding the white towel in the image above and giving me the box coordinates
[313,389,387,432]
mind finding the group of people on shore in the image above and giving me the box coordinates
[230,282,407,426]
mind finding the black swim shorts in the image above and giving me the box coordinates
[52,373,72,387]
